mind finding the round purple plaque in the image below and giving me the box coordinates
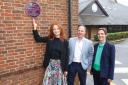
[25,2,40,17]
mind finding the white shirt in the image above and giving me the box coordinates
[73,38,84,63]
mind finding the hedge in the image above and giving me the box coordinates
[94,31,128,41]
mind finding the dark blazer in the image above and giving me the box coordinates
[32,30,68,72]
[91,42,115,80]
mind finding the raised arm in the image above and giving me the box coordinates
[32,18,48,43]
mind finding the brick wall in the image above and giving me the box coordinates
[0,0,78,85]
[71,0,78,37]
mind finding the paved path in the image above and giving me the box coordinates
[86,38,128,85]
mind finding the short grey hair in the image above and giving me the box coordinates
[78,25,86,31]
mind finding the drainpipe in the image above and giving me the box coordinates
[68,0,72,38]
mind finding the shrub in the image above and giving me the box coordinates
[93,31,128,41]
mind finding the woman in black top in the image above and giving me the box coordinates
[32,19,68,85]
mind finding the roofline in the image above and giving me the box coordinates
[95,0,109,16]
[79,0,109,17]
[79,0,93,14]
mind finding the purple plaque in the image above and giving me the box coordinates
[25,2,40,17]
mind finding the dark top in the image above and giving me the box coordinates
[32,30,69,72]
[91,42,115,80]
[50,38,61,59]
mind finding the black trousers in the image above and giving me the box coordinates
[67,62,87,85]
[93,69,110,85]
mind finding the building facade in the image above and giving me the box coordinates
[79,0,128,39]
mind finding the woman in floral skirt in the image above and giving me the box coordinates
[32,18,68,85]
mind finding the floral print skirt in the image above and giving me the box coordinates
[43,59,67,85]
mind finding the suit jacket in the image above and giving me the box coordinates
[32,30,69,72]
[68,37,94,70]
[91,42,115,80]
